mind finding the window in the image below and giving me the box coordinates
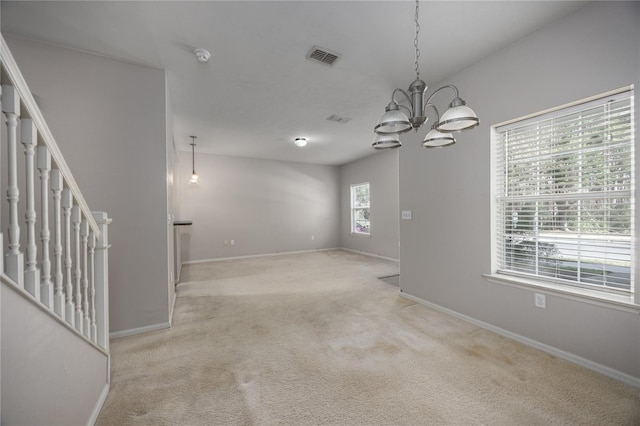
[492,87,634,297]
[351,183,370,235]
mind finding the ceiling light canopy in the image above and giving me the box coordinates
[373,0,479,150]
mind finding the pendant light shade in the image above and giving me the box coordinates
[374,101,412,135]
[189,136,199,184]
[422,125,455,148]
[372,133,402,150]
[436,98,480,133]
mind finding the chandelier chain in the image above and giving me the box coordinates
[414,0,420,79]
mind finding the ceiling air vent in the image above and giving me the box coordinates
[326,114,351,124]
[307,46,340,66]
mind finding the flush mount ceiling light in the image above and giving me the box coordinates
[373,0,479,150]
[294,137,308,147]
[189,136,200,184]
[194,48,211,63]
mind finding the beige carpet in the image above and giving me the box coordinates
[96,250,640,425]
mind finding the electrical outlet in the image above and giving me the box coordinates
[534,293,546,309]
[230,240,235,245]
[311,235,315,241]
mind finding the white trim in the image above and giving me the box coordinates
[86,383,110,426]
[492,85,634,129]
[350,232,371,238]
[181,247,340,265]
[180,247,400,268]
[399,290,640,388]
[181,247,399,265]
[110,321,170,340]
[169,288,177,327]
[340,247,399,263]
[483,273,640,314]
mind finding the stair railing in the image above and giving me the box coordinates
[1,35,110,351]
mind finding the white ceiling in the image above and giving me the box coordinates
[2,1,588,165]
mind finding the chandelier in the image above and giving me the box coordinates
[372,0,479,149]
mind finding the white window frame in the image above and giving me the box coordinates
[487,86,638,309]
[351,182,370,235]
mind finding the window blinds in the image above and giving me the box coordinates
[494,88,634,294]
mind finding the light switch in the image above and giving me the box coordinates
[401,210,412,220]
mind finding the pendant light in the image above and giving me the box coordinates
[373,0,479,150]
[189,136,199,184]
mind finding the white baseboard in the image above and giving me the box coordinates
[169,290,177,327]
[182,247,399,266]
[399,291,640,389]
[87,382,110,426]
[109,321,170,340]
[181,247,341,265]
[340,248,399,263]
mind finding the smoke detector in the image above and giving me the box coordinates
[294,137,308,147]
[194,48,211,63]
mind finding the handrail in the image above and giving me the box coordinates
[1,33,110,350]
[1,35,100,237]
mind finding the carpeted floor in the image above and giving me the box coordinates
[96,250,640,425]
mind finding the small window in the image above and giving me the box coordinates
[492,87,634,297]
[351,183,370,235]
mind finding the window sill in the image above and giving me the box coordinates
[482,273,640,314]
[351,232,371,238]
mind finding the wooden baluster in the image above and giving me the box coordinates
[62,188,74,326]
[37,146,53,307]
[22,119,40,297]
[72,204,82,333]
[51,170,65,318]
[88,230,97,342]
[81,219,90,337]
[2,84,24,286]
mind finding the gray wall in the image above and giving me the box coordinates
[340,150,399,260]
[178,152,340,262]
[6,36,173,336]
[399,2,640,380]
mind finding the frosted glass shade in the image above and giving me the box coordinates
[422,127,455,148]
[436,104,479,133]
[374,102,412,135]
[372,134,402,150]
[189,173,200,184]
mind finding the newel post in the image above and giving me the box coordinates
[93,212,111,351]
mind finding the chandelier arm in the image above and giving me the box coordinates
[423,103,441,123]
[397,104,412,117]
[391,88,414,118]
[392,88,412,107]
[423,85,460,111]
